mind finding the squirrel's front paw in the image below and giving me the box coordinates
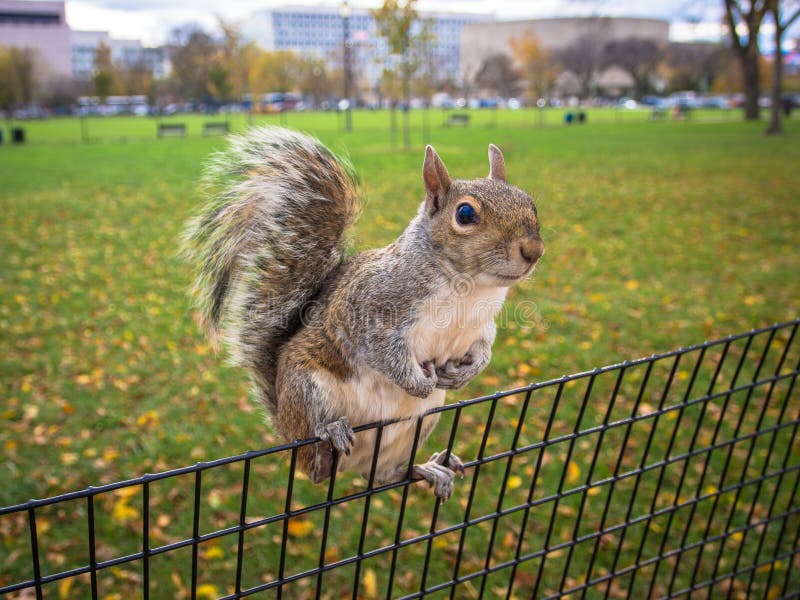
[435,354,480,390]
[401,361,437,398]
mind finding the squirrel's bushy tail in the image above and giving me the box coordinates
[183,126,360,412]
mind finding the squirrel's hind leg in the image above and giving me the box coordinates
[412,451,466,501]
[377,451,465,501]
[275,359,354,484]
[312,417,355,481]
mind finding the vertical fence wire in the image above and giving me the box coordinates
[507,378,566,600]
[142,480,150,600]
[352,424,385,599]
[477,388,532,598]
[385,416,425,600]
[1,320,799,599]
[448,394,498,599]
[26,507,42,600]
[234,459,250,597]
[86,492,99,600]
[190,470,202,600]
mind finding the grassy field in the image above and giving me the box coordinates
[1,109,798,598]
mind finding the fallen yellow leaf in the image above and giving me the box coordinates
[482,375,500,387]
[58,577,73,599]
[566,461,581,485]
[136,410,160,428]
[287,518,314,538]
[203,545,224,560]
[589,293,605,303]
[115,486,138,499]
[196,583,219,599]
[433,537,449,549]
[60,452,79,466]
[112,499,139,523]
[103,448,120,462]
[362,568,378,599]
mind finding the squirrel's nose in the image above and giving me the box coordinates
[518,235,544,265]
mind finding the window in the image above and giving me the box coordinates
[0,10,60,25]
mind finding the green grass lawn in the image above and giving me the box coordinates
[1,110,798,598]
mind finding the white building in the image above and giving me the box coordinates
[1,0,168,86]
[71,30,168,81]
[243,5,491,89]
[0,0,72,81]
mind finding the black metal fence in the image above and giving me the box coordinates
[2,320,799,599]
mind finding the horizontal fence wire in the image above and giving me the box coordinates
[1,319,799,599]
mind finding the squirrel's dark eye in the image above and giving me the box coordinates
[455,203,479,226]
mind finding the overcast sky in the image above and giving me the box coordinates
[58,0,729,46]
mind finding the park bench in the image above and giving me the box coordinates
[202,121,230,136]
[157,123,187,138]
[445,113,470,127]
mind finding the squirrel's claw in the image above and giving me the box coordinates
[435,355,478,390]
[314,416,355,456]
[413,461,456,501]
[399,361,437,398]
[430,450,466,477]
[413,450,466,501]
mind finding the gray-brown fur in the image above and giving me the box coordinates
[183,127,360,412]
[183,127,543,500]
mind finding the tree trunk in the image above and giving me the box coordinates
[390,104,397,148]
[740,48,761,121]
[402,62,411,150]
[766,26,783,135]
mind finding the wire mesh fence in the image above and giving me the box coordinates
[2,319,799,599]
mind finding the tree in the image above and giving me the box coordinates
[664,42,729,92]
[510,30,558,103]
[0,46,40,113]
[168,25,218,100]
[372,0,429,149]
[765,0,800,134]
[298,56,332,108]
[553,33,605,98]
[217,18,259,100]
[250,50,303,95]
[473,54,521,98]
[92,42,117,100]
[602,37,662,99]
[208,63,232,102]
[411,24,439,103]
[117,59,154,97]
[42,76,80,111]
[0,46,15,114]
[723,0,770,120]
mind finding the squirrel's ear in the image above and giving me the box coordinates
[488,144,507,182]
[423,145,452,214]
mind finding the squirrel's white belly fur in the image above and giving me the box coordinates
[333,373,446,480]
[408,283,508,365]
[329,284,508,479]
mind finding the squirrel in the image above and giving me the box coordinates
[183,126,543,500]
